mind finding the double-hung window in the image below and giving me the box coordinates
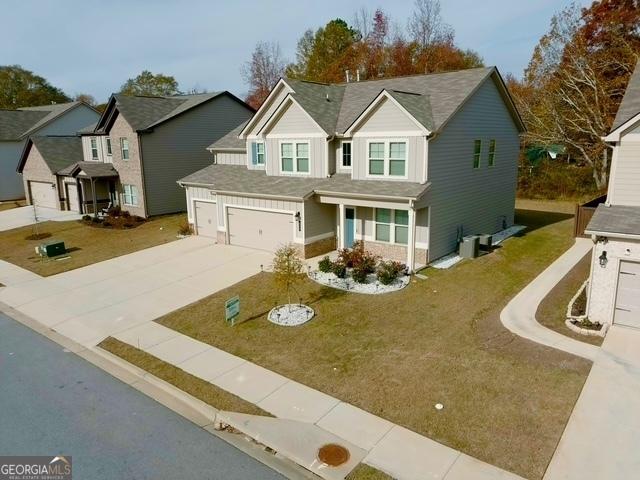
[280,142,309,174]
[250,141,265,166]
[90,137,99,160]
[341,141,352,168]
[106,137,112,157]
[123,184,138,206]
[121,138,130,160]
[375,209,409,245]
[488,139,496,167]
[473,140,481,169]
[368,140,407,177]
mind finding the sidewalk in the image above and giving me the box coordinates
[111,321,523,480]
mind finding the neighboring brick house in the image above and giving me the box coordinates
[179,67,524,270]
[18,92,254,217]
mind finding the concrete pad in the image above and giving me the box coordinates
[214,362,289,404]
[364,425,460,480]
[145,335,211,365]
[0,261,41,286]
[445,454,524,480]
[258,381,340,423]
[0,279,64,308]
[316,402,394,451]
[113,322,180,350]
[218,411,366,480]
[178,348,247,381]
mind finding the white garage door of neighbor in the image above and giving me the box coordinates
[66,183,80,212]
[227,207,293,252]
[614,261,640,329]
[30,181,57,209]
[195,201,218,238]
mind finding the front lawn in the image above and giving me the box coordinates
[0,200,26,212]
[0,214,185,276]
[154,203,590,479]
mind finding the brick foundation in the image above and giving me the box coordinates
[363,241,407,263]
[304,236,336,259]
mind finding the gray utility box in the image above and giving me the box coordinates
[478,234,493,249]
[459,235,480,259]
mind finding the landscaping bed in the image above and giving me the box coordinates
[156,202,591,479]
[0,213,186,276]
[82,206,146,229]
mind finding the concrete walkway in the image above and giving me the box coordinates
[0,237,273,346]
[545,326,640,479]
[0,205,81,231]
[111,321,523,480]
[500,238,599,361]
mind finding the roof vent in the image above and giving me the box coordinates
[356,69,360,82]
[325,93,330,102]
[345,69,350,83]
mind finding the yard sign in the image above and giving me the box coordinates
[225,295,240,325]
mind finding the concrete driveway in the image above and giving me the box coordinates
[0,237,273,346]
[0,205,81,231]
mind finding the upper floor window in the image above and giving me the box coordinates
[122,184,138,206]
[106,137,112,156]
[368,140,407,177]
[473,140,482,169]
[90,137,99,160]
[250,141,265,166]
[488,139,496,167]
[342,141,352,168]
[375,208,408,245]
[280,142,309,174]
[120,138,130,160]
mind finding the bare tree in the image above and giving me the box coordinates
[408,0,454,48]
[353,7,372,39]
[241,41,286,108]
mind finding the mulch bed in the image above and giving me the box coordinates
[82,214,145,230]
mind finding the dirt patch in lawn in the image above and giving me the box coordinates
[0,213,185,276]
[99,337,269,416]
[346,464,393,480]
[537,253,603,346]
[156,204,590,479]
[0,200,26,212]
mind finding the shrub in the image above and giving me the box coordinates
[133,215,145,223]
[318,256,333,273]
[331,261,347,279]
[177,221,193,236]
[121,210,131,218]
[123,222,134,229]
[82,215,91,222]
[351,264,369,283]
[91,216,102,224]
[377,260,406,285]
[108,205,122,217]
[103,220,112,227]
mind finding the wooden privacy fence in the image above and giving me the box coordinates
[574,194,607,237]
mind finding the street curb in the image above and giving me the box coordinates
[0,301,318,480]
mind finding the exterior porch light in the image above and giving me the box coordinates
[295,211,302,232]
[599,251,608,268]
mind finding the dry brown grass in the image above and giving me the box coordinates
[346,464,394,480]
[99,337,269,416]
[156,203,591,479]
[537,253,603,346]
[0,214,185,276]
[0,200,26,212]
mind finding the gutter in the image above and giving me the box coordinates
[176,181,307,202]
[585,230,640,240]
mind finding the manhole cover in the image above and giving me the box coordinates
[317,443,350,466]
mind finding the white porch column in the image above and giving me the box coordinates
[338,203,345,249]
[407,207,416,272]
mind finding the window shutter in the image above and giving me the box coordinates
[251,142,258,165]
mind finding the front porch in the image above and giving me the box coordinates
[57,162,119,215]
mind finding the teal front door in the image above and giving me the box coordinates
[345,208,355,248]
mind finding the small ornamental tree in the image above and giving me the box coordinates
[272,244,305,309]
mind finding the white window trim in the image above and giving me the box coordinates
[278,140,311,176]
[256,141,266,165]
[488,139,496,167]
[341,140,352,169]
[122,184,138,206]
[106,137,112,156]
[120,137,130,161]
[473,139,482,169]
[374,208,409,245]
[90,137,99,161]
[366,139,408,179]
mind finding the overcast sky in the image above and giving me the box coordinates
[2,0,591,103]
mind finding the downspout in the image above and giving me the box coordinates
[137,132,150,217]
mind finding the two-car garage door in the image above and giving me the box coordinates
[29,181,57,209]
[227,207,293,253]
[614,261,640,329]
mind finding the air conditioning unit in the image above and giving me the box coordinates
[459,235,480,258]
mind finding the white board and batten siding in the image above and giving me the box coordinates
[608,132,640,206]
[214,151,245,166]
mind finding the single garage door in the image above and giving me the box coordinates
[195,201,218,238]
[66,182,80,212]
[227,207,293,252]
[614,261,640,329]
[30,181,57,209]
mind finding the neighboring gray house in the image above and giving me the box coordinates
[585,60,640,329]
[0,101,99,201]
[179,67,525,269]
[18,92,254,217]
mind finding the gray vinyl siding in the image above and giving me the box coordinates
[140,94,253,216]
[304,198,335,239]
[427,77,520,260]
[37,105,99,136]
[0,141,26,200]
[609,136,640,206]
[328,138,337,175]
[215,151,245,165]
[264,137,327,178]
[350,135,424,182]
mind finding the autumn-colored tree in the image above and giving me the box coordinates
[74,93,97,106]
[0,65,70,109]
[272,244,304,310]
[241,41,286,109]
[120,70,180,97]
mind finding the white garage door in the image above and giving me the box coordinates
[66,183,80,212]
[30,181,57,209]
[227,207,293,252]
[614,261,640,329]
[195,201,218,238]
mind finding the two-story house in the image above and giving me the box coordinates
[585,60,640,329]
[0,101,99,201]
[18,92,254,216]
[179,67,524,270]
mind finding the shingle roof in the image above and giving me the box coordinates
[29,136,83,173]
[178,164,429,200]
[0,102,82,141]
[58,161,118,178]
[612,59,640,131]
[585,204,640,236]
[208,121,248,150]
[285,80,346,134]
